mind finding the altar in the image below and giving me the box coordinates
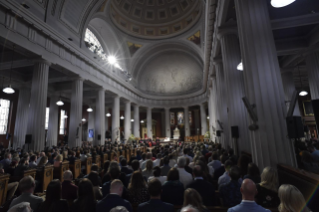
[173,127,180,139]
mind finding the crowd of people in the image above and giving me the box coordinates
[0,140,317,212]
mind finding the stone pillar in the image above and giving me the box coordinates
[165,108,171,138]
[184,107,190,137]
[88,108,95,142]
[219,31,250,153]
[124,101,131,141]
[194,109,200,135]
[105,107,109,133]
[13,88,30,149]
[147,107,152,138]
[215,60,230,148]
[95,88,105,145]
[212,77,220,143]
[112,95,120,142]
[200,103,207,135]
[69,78,83,148]
[208,84,216,142]
[235,0,295,168]
[46,95,59,147]
[133,105,140,138]
[26,60,50,151]
[281,70,301,116]
[306,51,319,100]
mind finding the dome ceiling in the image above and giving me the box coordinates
[110,0,202,39]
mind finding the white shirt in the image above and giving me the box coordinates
[36,156,42,165]
[153,159,161,167]
[218,171,230,185]
[140,160,148,170]
[184,154,193,162]
[177,168,193,188]
[169,159,176,168]
[148,176,167,185]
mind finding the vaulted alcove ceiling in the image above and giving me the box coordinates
[110,0,202,39]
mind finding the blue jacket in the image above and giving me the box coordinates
[228,201,271,212]
[137,199,174,212]
[96,194,132,212]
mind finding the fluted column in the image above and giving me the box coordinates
[13,88,30,149]
[215,60,230,147]
[69,78,83,148]
[184,107,190,137]
[26,60,50,151]
[281,70,301,116]
[306,51,319,100]
[88,107,95,142]
[208,83,216,142]
[235,0,295,168]
[165,108,171,138]
[133,105,140,137]
[46,95,59,147]
[219,31,250,152]
[212,77,220,143]
[95,88,105,145]
[124,101,131,141]
[147,107,152,138]
[112,95,120,142]
[200,103,207,135]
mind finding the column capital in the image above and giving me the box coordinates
[33,58,51,66]
[217,25,238,40]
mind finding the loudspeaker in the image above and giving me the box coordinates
[98,134,101,140]
[231,126,239,138]
[25,134,32,144]
[312,100,319,130]
[216,130,221,137]
[286,116,304,139]
[6,133,11,140]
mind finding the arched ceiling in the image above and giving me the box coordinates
[110,0,202,39]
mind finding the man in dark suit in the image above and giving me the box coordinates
[186,165,215,206]
[97,179,132,212]
[137,178,174,212]
[120,158,132,175]
[213,154,228,180]
[61,170,78,200]
[160,156,171,176]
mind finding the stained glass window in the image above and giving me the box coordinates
[0,99,10,134]
[45,107,50,130]
[59,110,66,135]
[84,28,106,60]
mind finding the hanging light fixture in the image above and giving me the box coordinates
[3,45,15,94]
[140,120,144,123]
[56,97,64,106]
[207,116,210,120]
[120,115,124,120]
[297,65,308,96]
[87,106,93,112]
[82,118,86,122]
[131,119,134,122]
[106,113,111,117]
[271,0,296,8]
[237,60,243,71]
[64,112,68,119]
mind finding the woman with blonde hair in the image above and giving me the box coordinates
[142,160,153,178]
[255,166,280,207]
[54,154,63,167]
[278,184,310,212]
[182,188,209,212]
[37,156,48,167]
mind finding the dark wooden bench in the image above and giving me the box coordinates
[69,159,81,179]
[0,174,9,206]
[93,155,101,169]
[82,157,92,175]
[53,161,69,182]
[36,165,54,192]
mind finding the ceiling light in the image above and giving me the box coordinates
[271,0,296,8]
[82,118,86,122]
[120,115,124,120]
[87,107,93,112]
[140,120,144,123]
[299,90,308,96]
[237,61,243,71]
[3,85,15,94]
[107,55,117,65]
[64,115,68,119]
[56,98,64,106]
[131,119,134,122]
[207,116,210,120]
[106,113,111,117]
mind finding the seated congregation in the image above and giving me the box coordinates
[1,141,318,212]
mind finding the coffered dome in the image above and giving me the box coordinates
[110,0,202,39]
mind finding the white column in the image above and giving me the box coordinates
[281,70,301,116]
[212,77,220,143]
[26,60,50,151]
[105,107,109,133]
[112,95,120,142]
[235,0,295,168]
[124,101,131,141]
[215,60,230,147]
[200,103,207,135]
[46,95,59,147]
[208,84,216,142]
[69,78,83,148]
[147,107,152,138]
[184,107,190,137]
[95,88,105,145]
[219,31,250,152]
[133,105,140,137]
[306,51,319,100]
[194,109,200,135]
[165,108,171,138]
[13,88,30,149]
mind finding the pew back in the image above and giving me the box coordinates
[69,160,81,179]
[53,161,69,182]
[82,157,92,175]
[36,165,54,192]
[0,174,9,206]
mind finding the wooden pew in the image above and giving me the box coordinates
[69,159,81,179]
[93,155,101,169]
[126,149,130,161]
[0,174,9,206]
[36,165,54,192]
[53,161,69,182]
[9,169,37,184]
[82,157,92,175]
[102,154,108,163]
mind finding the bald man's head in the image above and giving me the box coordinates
[63,170,73,181]
[110,179,124,196]
[240,179,257,201]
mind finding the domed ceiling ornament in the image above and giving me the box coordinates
[110,0,202,39]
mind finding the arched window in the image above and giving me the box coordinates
[84,28,106,59]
